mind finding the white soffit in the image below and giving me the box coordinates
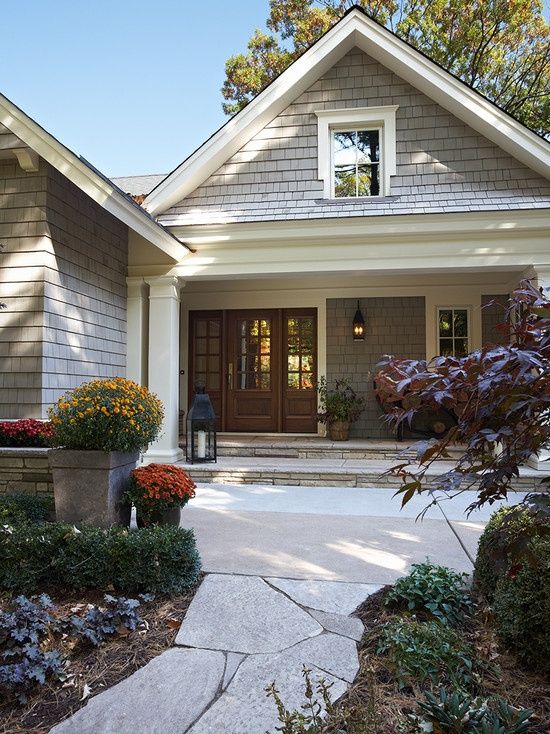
[144,8,550,216]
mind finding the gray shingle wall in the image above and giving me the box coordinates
[42,165,128,408]
[0,154,47,418]
[481,294,509,346]
[165,48,550,225]
[326,296,426,438]
[0,150,129,419]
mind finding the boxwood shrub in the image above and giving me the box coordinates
[0,493,54,526]
[0,522,201,596]
[473,505,545,601]
[492,539,550,673]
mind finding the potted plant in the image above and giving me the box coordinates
[124,463,196,527]
[48,378,163,528]
[317,377,366,441]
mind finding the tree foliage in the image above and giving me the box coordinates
[374,280,549,515]
[222,1,549,136]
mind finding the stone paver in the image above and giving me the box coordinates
[188,633,356,734]
[307,608,364,641]
[176,574,322,653]
[223,652,245,688]
[267,577,382,615]
[49,648,225,734]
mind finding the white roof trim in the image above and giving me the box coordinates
[0,94,187,263]
[144,7,550,217]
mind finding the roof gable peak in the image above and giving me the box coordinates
[144,8,550,216]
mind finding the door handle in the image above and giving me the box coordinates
[227,363,233,389]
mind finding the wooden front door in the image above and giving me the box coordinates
[189,308,317,433]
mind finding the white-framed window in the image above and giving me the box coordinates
[332,128,381,198]
[315,106,398,199]
[437,307,470,356]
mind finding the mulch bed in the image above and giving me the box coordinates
[326,587,550,734]
[0,579,202,734]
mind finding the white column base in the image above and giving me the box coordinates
[527,450,550,472]
[143,446,184,464]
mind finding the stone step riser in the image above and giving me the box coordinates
[187,469,539,491]
[216,447,463,460]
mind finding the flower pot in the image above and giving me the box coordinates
[136,506,181,528]
[328,421,351,441]
[49,449,139,528]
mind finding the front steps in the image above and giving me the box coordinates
[177,436,542,491]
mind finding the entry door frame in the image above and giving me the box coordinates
[188,308,318,433]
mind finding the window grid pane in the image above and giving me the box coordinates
[333,129,380,198]
[438,309,468,357]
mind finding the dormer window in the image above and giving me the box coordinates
[333,129,380,197]
[315,106,398,199]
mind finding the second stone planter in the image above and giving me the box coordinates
[49,449,139,528]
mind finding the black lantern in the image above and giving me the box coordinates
[186,385,217,463]
[352,301,365,341]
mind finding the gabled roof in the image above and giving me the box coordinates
[143,5,550,217]
[0,93,189,260]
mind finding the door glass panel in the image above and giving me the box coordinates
[286,315,315,391]
[236,318,271,391]
[192,316,222,394]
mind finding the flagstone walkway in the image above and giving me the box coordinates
[50,574,377,734]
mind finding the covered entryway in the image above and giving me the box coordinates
[189,308,317,433]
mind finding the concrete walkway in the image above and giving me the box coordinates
[50,484,520,733]
[185,483,522,583]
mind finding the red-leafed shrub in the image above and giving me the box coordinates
[0,420,54,448]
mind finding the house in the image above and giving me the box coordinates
[1,6,549,465]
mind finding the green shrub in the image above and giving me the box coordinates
[493,540,550,673]
[416,688,532,734]
[0,522,201,596]
[473,506,540,602]
[376,616,482,691]
[385,561,471,626]
[0,493,54,525]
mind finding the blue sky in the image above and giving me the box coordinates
[1,1,267,177]
[1,1,549,178]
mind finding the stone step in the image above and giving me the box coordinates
[200,436,464,461]
[177,456,542,491]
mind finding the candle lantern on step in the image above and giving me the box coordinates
[186,385,217,464]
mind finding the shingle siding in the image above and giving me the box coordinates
[326,296,426,438]
[165,48,550,225]
[0,153,129,419]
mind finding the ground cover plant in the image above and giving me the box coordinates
[268,562,548,734]
[0,585,199,734]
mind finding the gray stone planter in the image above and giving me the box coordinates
[49,450,139,528]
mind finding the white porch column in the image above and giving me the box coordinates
[145,276,184,463]
[126,277,148,385]
[528,265,550,472]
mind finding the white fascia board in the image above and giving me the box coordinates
[146,9,549,217]
[0,94,187,263]
[168,209,550,247]
[143,14,360,216]
[350,13,550,180]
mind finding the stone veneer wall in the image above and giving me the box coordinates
[0,448,53,497]
[326,296,426,438]
[481,294,509,346]
[0,144,129,418]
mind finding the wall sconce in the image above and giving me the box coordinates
[352,301,365,341]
